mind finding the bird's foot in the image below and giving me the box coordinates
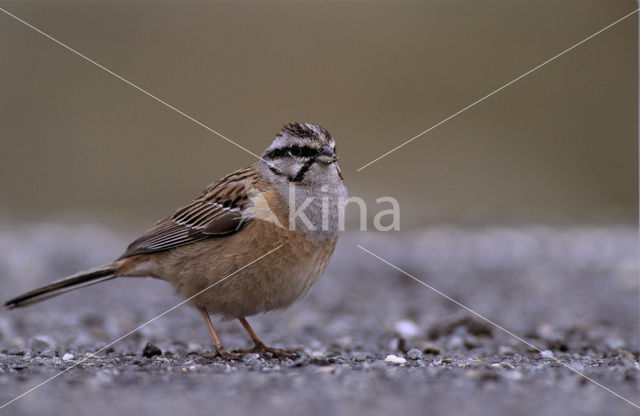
[201,347,243,361]
[241,342,298,360]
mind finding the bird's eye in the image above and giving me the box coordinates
[289,146,301,157]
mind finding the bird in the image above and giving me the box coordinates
[4,122,347,360]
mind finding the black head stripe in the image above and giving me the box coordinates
[291,158,316,182]
[264,145,319,160]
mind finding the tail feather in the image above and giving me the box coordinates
[4,264,118,309]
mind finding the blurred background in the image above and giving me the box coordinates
[0,0,636,227]
[0,2,638,415]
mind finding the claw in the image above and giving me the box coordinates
[240,342,298,360]
[235,317,298,360]
[218,348,244,360]
[201,347,243,361]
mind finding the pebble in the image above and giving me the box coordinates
[243,353,261,365]
[187,343,202,351]
[385,354,406,364]
[350,352,368,362]
[310,350,325,358]
[394,320,420,338]
[406,349,423,360]
[62,353,74,361]
[537,324,556,339]
[29,335,57,353]
[447,335,464,350]
[540,350,554,359]
[420,342,441,355]
[498,345,515,356]
[618,350,637,362]
[142,343,162,358]
[605,337,625,350]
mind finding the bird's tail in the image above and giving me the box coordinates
[4,263,119,309]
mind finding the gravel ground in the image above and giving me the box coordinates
[0,223,638,415]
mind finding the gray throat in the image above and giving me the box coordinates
[287,182,347,241]
[258,161,348,241]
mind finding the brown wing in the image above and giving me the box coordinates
[120,166,260,258]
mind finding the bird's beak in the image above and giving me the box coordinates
[316,146,343,180]
[316,146,339,165]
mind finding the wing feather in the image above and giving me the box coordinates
[121,166,259,258]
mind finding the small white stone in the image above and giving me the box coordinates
[187,343,202,351]
[394,320,420,338]
[605,337,625,350]
[62,353,74,361]
[540,350,554,359]
[385,354,406,364]
[310,350,325,358]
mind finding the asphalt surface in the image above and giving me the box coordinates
[0,223,638,415]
